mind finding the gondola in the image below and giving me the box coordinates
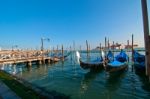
[105,50,128,73]
[51,51,71,60]
[78,50,104,70]
[50,51,71,63]
[79,57,104,70]
[133,50,145,72]
[106,50,114,63]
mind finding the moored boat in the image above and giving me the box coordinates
[133,50,145,72]
[79,57,104,70]
[105,50,128,73]
[51,51,71,60]
[77,51,104,70]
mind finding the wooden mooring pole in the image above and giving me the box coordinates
[113,41,114,61]
[99,43,102,57]
[132,34,134,72]
[108,38,110,50]
[56,45,59,57]
[41,38,44,51]
[105,37,107,59]
[141,0,150,78]
[86,40,89,58]
[127,40,129,51]
[89,44,90,58]
[62,44,64,60]
[127,40,129,62]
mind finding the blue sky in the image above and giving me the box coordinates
[0,0,150,50]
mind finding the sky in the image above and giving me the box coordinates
[0,0,150,50]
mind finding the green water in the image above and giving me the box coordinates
[1,52,150,99]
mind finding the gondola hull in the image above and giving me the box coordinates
[79,59,104,70]
[105,50,128,73]
[105,61,128,73]
[133,50,145,73]
[134,62,145,72]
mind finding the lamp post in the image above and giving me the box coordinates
[41,38,50,51]
[12,45,18,51]
[41,37,50,58]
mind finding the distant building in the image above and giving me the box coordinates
[94,43,122,50]
[124,44,138,49]
[94,43,139,50]
[110,43,121,49]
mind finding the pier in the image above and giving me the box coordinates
[0,50,60,66]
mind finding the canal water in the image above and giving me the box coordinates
[0,51,150,99]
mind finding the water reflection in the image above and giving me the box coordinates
[104,71,126,99]
[72,64,78,78]
[80,70,103,94]
[135,71,150,92]
[27,65,32,72]
[0,64,4,70]
[61,61,65,72]
[12,65,16,75]
[69,52,79,78]
[105,71,126,91]
[15,64,51,82]
[0,64,23,75]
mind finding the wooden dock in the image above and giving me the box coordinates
[0,50,60,66]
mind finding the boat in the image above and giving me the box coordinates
[50,57,61,63]
[80,70,102,93]
[79,57,104,70]
[51,51,71,60]
[78,51,104,70]
[55,53,69,60]
[106,50,114,63]
[105,50,128,73]
[50,51,71,63]
[133,50,145,72]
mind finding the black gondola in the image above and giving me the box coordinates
[78,50,104,70]
[79,57,104,70]
[133,50,145,72]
